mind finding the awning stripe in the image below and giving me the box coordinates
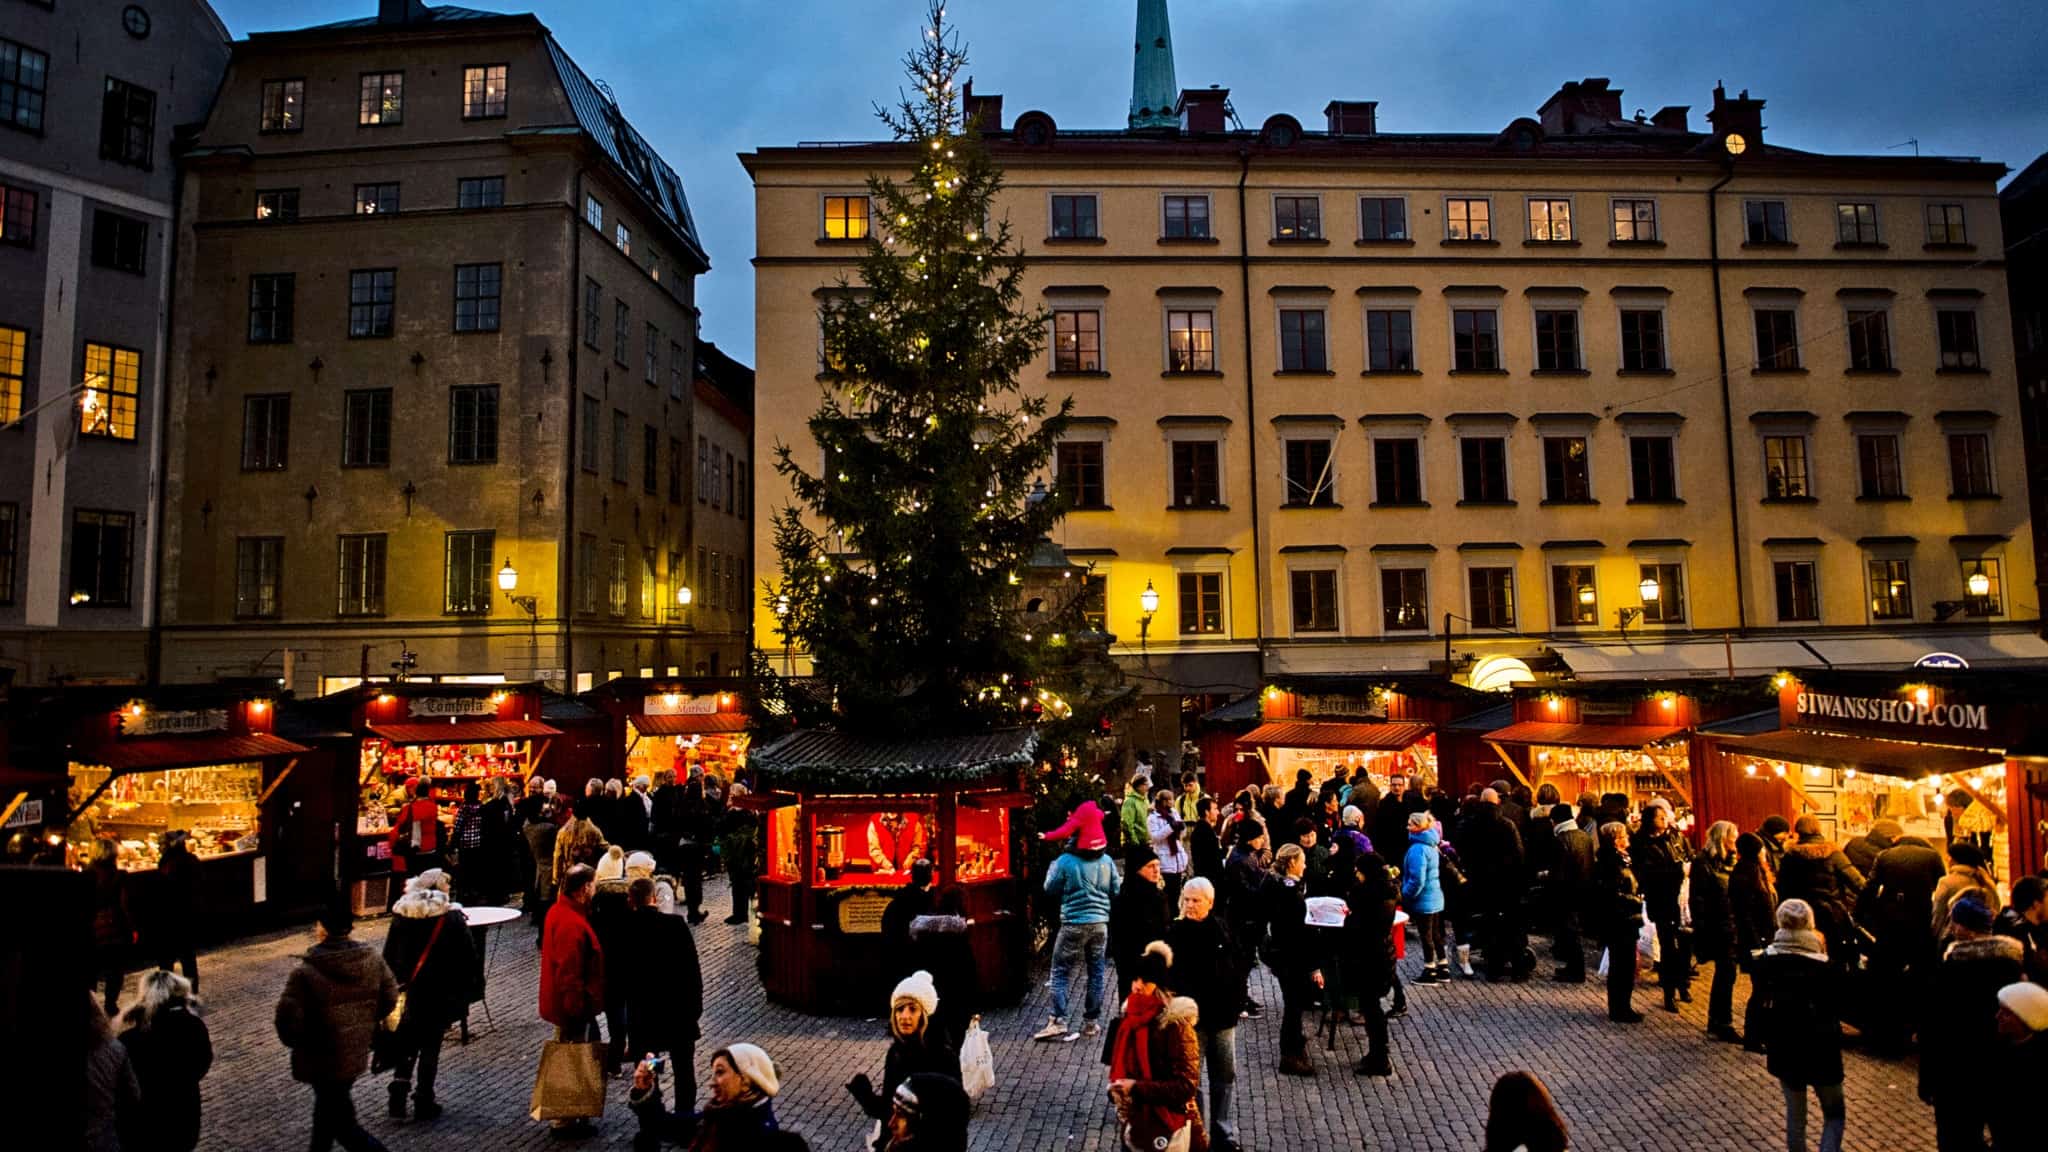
[83,733,311,772]
[1710,730,2002,780]
[1484,722,1686,750]
[1238,721,1434,751]
[367,721,561,746]
[629,713,750,737]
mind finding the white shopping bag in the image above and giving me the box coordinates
[1636,920,1660,972]
[959,1015,995,1104]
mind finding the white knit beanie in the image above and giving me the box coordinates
[892,969,939,1018]
[624,851,658,880]
[721,1042,779,1097]
[595,844,626,883]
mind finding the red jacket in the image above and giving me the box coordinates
[386,797,441,870]
[540,897,604,1027]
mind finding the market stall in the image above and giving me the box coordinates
[745,727,1036,1014]
[1232,677,1498,801]
[581,677,753,786]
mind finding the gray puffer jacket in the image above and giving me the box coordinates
[274,936,399,1084]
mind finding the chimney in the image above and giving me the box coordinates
[1537,77,1623,135]
[1323,100,1378,137]
[1177,87,1229,135]
[1650,105,1690,132]
[1707,85,1766,149]
[962,79,1004,133]
[378,0,428,24]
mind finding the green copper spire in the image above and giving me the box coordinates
[1129,0,1179,130]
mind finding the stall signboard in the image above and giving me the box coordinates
[836,891,892,934]
[119,709,228,737]
[4,798,43,829]
[1297,693,1381,719]
[644,694,720,716]
[407,697,499,719]
[1914,652,1971,670]
[1781,675,2019,749]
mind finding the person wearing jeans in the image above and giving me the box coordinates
[1759,899,1846,1152]
[1035,802,1120,1041]
[1165,877,1245,1152]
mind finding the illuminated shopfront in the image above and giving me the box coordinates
[1216,676,1494,801]
[584,678,753,785]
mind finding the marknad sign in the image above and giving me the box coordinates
[1795,691,1989,733]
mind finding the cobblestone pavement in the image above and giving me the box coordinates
[157,880,1939,1151]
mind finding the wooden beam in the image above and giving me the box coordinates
[0,791,24,830]
[257,757,300,806]
[1485,740,1531,791]
[530,736,554,775]
[1946,771,2007,826]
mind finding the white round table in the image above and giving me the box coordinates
[453,905,521,1033]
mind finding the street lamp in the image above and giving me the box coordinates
[773,593,792,676]
[1966,570,1991,598]
[1638,575,1661,604]
[498,558,541,681]
[677,584,694,607]
[1619,573,1659,636]
[1137,581,1159,653]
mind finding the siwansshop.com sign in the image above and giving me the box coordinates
[1795,691,1989,733]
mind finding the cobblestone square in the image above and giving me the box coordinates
[154,879,1939,1152]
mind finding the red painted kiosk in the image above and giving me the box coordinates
[745,727,1035,1013]
[581,678,754,785]
[1227,676,1498,801]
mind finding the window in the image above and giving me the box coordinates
[1533,309,1580,371]
[1857,434,1903,498]
[1077,572,1107,631]
[1381,569,1428,631]
[80,344,139,440]
[614,301,630,365]
[615,224,631,255]
[1163,195,1210,239]
[1166,309,1214,372]
[645,323,659,384]
[240,394,290,471]
[1612,199,1658,242]
[1619,309,1665,371]
[342,389,390,467]
[1283,438,1335,506]
[1551,566,1597,627]
[1629,436,1677,501]
[1542,436,1591,502]
[448,384,498,464]
[1,182,36,245]
[1469,568,1515,630]
[668,437,684,504]
[1744,200,1789,244]
[1170,440,1222,508]
[457,176,504,209]
[100,78,155,168]
[234,537,283,619]
[1948,433,1994,496]
[823,195,869,239]
[451,264,501,333]
[1962,557,2003,617]
[1365,310,1414,372]
[1056,441,1106,509]
[1527,198,1572,241]
[1461,437,1509,503]
[1,39,50,133]
[1274,195,1321,240]
[1052,309,1101,372]
[1359,197,1407,241]
[1753,309,1799,369]
[1836,202,1879,244]
[1936,310,1981,369]
[248,274,294,343]
[584,196,603,231]
[1452,309,1499,371]
[1847,309,1891,370]
[1868,558,1913,620]
[70,510,132,607]
[611,410,629,482]
[1177,571,1223,635]
[1445,198,1490,241]
[337,535,386,616]
[576,535,598,614]
[1926,203,1967,246]
[90,210,147,273]
[642,425,658,493]
[444,531,495,614]
[1639,562,1685,623]
[358,72,403,125]
[260,79,303,133]
[1373,437,1422,505]
[736,463,747,520]
[462,64,507,119]
[255,189,298,222]
[1774,561,1819,622]
[697,436,709,501]
[1278,309,1327,371]
[583,279,602,347]
[1763,435,1809,499]
[669,341,685,399]
[1050,194,1097,239]
[1291,569,1339,633]
[0,326,22,424]
[725,451,737,514]
[348,269,395,338]
[351,183,398,215]
[580,395,600,471]
[640,548,657,618]
[0,503,14,605]
[607,542,628,617]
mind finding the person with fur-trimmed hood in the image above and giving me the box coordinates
[848,971,957,1149]
[380,868,475,1122]
[1921,894,2025,1149]
[1101,941,1207,1152]
[275,900,399,1152]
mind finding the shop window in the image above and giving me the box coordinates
[1279,309,1327,372]
[1542,436,1591,502]
[462,64,507,119]
[80,343,139,440]
[1365,309,1414,372]
[1468,567,1514,630]
[70,763,263,866]
[443,529,495,615]
[1551,565,1596,627]
[808,805,933,886]
[822,195,869,239]
[1380,568,1428,632]
[1283,437,1336,506]
[1773,561,1819,622]
[1178,571,1223,635]
[1867,558,1913,620]
[1291,568,1339,633]
[1052,309,1100,372]
[954,805,1011,881]
[1166,309,1214,373]
[1639,562,1685,624]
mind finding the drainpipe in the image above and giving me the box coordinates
[562,170,583,690]
[1237,149,1267,665]
[1707,161,1748,631]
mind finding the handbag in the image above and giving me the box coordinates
[529,1039,607,1122]
[959,1015,995,1104]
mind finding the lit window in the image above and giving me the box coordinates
[1867,558,1912,620]
[1445,198,1490,241]
[354,183,399,215]
[1639,563,1685,623]
[0,326,25,424]
[1612,199,1657,242]
[1052,309,1100,372]
[80,343,140,440]
[823,196,870,239]
[260,79,303,132]
[1551,566,1597,627]
[1961,557,2003,617]
[1381,569,1428,631]
[255,189,298,222]
[462,64,507,119]
[358,71,403,125]
[1166,309,1214,373]
[1763,436,1809,499]
[1527,198,1572,242]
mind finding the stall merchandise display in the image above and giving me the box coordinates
[356,738,531,833]
[1262,743,1439,794]
[953,806,1010,881]
[70,763,263,869]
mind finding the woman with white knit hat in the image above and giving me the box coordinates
[848,970,958,1149]
[629,1040,786,1151]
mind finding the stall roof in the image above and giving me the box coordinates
[1448,702,1515,732]
[750,727,1037,791]
[543,695,604,723]
[81,733,310,772]
[367,721,561,746]
[1713,730,2004,779]
[1485,722,1687,749]
[1266,674,1495,705]
[1238,721,1434,751]
[1553,639,1826,679]
[1197,693,1262,727]
[631,713,750,737]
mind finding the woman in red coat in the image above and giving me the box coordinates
[539,864,606,1137]
[386,777,444,882]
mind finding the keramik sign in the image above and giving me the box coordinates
[1796,691,1990,733]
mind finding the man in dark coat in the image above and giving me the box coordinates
[675,774,713,924]
[617,878,702,1134]
[1112,846,1171,1003]
[1777,815,1864,969]
[1843,818,1902,879]
[1921,896,2025,1150]
[1593,822,1644,1023]
[275,901,399,1152]
[1549,804,1596,983]
[1458,789,1529,981]
[1188,797,1224,882]
[1633,800,1692,1011]
[152,831,204,993]
[1163,878,1246,1152]
[1991,875,2048,985]
[881,859,937,983]
[1370,775,1422,877]
[1219,820,1269,1017]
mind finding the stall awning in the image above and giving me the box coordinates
[85,733,311,772]
[1802,632,2048,669]
[1238,721,1433,751]
[1712,730,2004,780]
[1554,639,1825,680]
[367,721,561,746]
[1485,722,1686,749]
[631,713,750,737]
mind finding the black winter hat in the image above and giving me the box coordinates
[1124,844,1158,872]
[1132,939,1173,988]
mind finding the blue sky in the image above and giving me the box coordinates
[208,0,2048,363]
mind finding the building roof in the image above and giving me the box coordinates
[695,340,755,416]
[300,4,507,30]
[749,727,1036,791]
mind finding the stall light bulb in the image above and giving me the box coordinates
[129,704,145,717]
[664,693,680,706]
[1772,764,1786,777]
[1844,768,1857,780]
[1546,697,1560,713]
[250,700,268,713]
[1914,688,1930,707]
[1744,763,1758,777]
[1661,696,1675,710]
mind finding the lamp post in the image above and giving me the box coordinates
[1137,581,1159,659]
[498,558,541,681]
[1619,574,1660,637]
[772,593,792,676]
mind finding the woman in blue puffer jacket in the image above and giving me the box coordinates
[1401,812,1448,984]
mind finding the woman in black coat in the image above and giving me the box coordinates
[1112,848,1170,1004]
[119,970,213,1152]
[1729,832,1779,1051]
[380,869,476,1120]
[909,886,981,1048]
[1263,844,1326,1077]
[1338,851,1397,1077]
[1593,822,1645,1024]
[1757,899,1845,1152]
[1687,820,1741,1042]
[151,833,203,992]
[1777,815,1865,969]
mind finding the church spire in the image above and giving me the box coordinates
[1129,0,1179,130]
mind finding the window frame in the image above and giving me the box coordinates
[1762,434,1811,499]
[1936,308,1982,370]
[1866,556,1914,622]
[1541,434,1593,503]
[353,182,399,215]
[1618,306,1666,372]
[0,502,17,606]
[1549,564,1598,629]
[255,188,299,223]
[1164,307,1216,373]
[100,76,156,169]
[1611,198,1658,242]
[1272,194,1323,241]
[607,541,629,618]
[1467,565,1516,631]
[1960,555,2004,618]
[1451,307,1500,371]
[1054,439,1108,510]
[1444,196,1492,241]
[1289,567,1341,635]
[1358,196,1409,242]
[447,384,500,466]
[456,176,504,209]
[1282,435,1338,507]
[821,194,871,240]
[68,509,134,608]
[1638,561,1687,625]
[80,342,140,441]
[1835,201,1880,245]
[1532,307,1582,371]
[1752,307,1800,370]
[1744,199,1790,244]
[611,409,629,484]
[1049,193,1100,240]
[2,181,39,246]
[234,536,284,620]
[461,63,507,120]
[1947,431,1995,496]
[247,273,295,344]
[613,300,630,366]
[336,533,388,617]
[1370,434,1425,506]
[240,393,291,472]
[0,326,24,426]
[1161,194,1211,239]
[1925,202,1968,246]
[1277,307,1329,372]
[0,38,51,135]
[452,263,501,333]
[358,71,404,126]
[1526,197,1573,242]
[1379,566,1430,633]
[443,529,496,616]
[642,424,658,494]
[259,78,304,133]
[89,209,148,274]
[1459,435,1510,504]
[1365,308,1416,373]
[348,268,396,339]
[342,388,392,468]
[1855,432,1904,498]
[1051,308,1103,373]
[1176,568,1226,636]
[1846,306,1893,371]
[1627,434,1679,502]
[1168,437,1225,509]
[1773,559,1820,623]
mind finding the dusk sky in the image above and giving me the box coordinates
[208,0,2048,363]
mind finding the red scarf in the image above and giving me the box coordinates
[1108,989,1163,1081]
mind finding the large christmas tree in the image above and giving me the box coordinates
[769,1,1088,739]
